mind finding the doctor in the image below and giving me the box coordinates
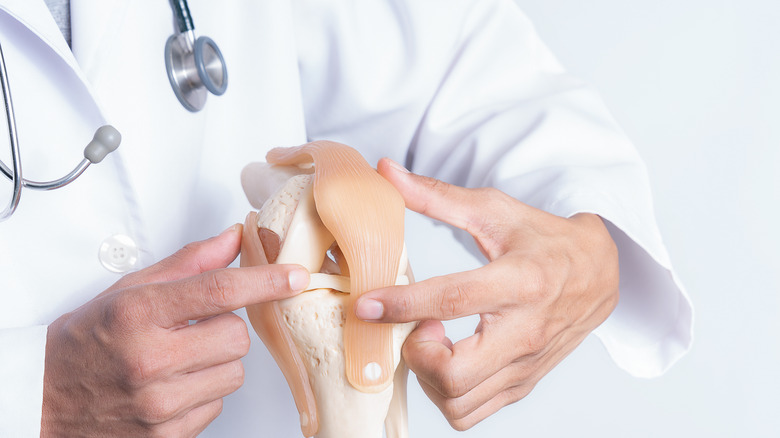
[0,0,692,436]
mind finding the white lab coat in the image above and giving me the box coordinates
[0,0,693,436]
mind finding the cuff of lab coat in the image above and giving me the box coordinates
[0,325,47,437]
[546,193,694,378]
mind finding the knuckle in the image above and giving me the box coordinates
[107,286,161,332]
[521,260,552,304]
[102,292,136,330]
[511,360,535,382]
[122,354,166,389]
[204,271,238,311]
[393,291,416,320]
[476,186,500,197]
[476,187,508,210]
[474,187,513,220]
[135,390,180,425]
[440,396,471,421]
[419,177,450,216]
[401,338,415,362]
[111,270,143,290]
[505,384,534,403]
[212,398,225,417]
[523,328,548,355]
[157,242,201,275]
[449,416,477,432]
[269,268,291,295]
[229,360,246,390]
[437,283,471,318]
[253,266,290,297]
[237,331,251,357]
[437,364,470,399]
[176,241,203,262]
[425,176,450,195]
[465,188,501,229]
[227,315,251,356]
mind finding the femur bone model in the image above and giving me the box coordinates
[239,141,415,438]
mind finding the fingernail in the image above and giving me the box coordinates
[220,223,241,236]
[356,298,384,320]
[288,268,310,292]
[385,158,410,174]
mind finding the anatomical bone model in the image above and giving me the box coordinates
[239,141,415,438]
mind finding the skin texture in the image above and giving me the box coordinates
[40,226,309,437]
[355,158,620,431]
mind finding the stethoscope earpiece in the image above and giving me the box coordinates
[84,125,122,164]
[165,0,228,112]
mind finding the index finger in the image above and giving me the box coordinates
[377,158,523,262]
[355,261,518,323]
[377,158,480,232]
[105,225,244,295]
[142,264,310,328]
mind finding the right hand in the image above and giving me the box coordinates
[40,225,310,437]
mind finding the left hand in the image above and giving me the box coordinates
[355,158,620,431]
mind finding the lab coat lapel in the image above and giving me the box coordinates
[69,0,132,83]
[0,0,73,61]
[0,0,149,322]
[0,0,103,106]
[66,0,309,259]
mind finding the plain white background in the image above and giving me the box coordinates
[1,2,775,436]
[403,1,780,437]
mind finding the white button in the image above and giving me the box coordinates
[99,234,139,273]
[363,362,382,381]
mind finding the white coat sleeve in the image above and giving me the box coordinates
[0,326,47,436]
[403,1,694,378]
[295,0,692,377]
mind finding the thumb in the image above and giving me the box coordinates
[108,224,244,291]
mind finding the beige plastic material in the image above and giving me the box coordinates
[241,213,319,437]
[267,141,405,393]
[240,141,413,438]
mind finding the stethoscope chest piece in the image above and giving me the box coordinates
[1,0,226,221]
[165,1,228,112]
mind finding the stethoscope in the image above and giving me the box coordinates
[0,0,228,221]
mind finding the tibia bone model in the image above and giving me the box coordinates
[239,141,416,438]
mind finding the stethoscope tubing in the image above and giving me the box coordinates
[170,0,195,33]
[0,39,23,220]
[1,39,99,222]
[0,42,93,191]
[1,0,224,220]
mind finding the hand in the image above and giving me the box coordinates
[355,159,619,430]
[41,225,310,437]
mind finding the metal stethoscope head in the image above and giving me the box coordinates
[1,0,228,220]
[164,0,228,112]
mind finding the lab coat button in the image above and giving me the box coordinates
[99,234,139,273]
